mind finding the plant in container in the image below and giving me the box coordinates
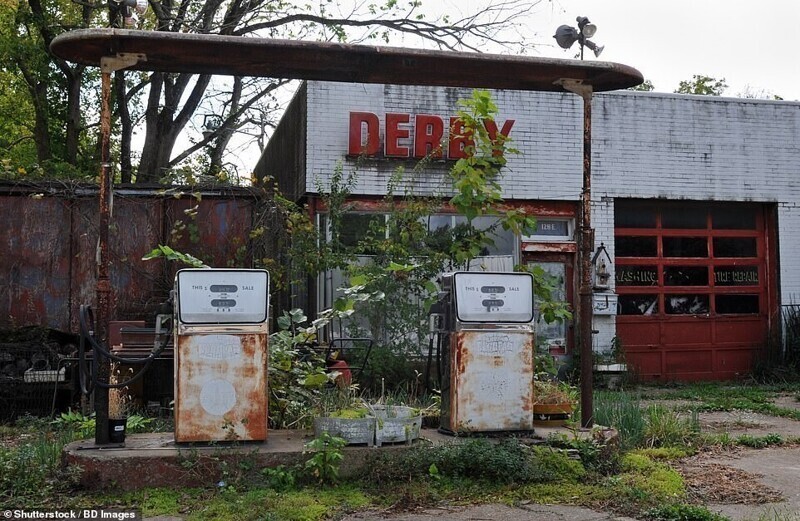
[533,379,576,427]
[108,366,134,443]
[313,385,377,446]
[368,403,422,446]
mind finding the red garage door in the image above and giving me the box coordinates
[615,201,776,381]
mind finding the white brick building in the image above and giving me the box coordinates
[257,81,800,380]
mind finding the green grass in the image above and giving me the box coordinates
[7,378,800,520]
[594,390,646,450]
[640,382,800,420]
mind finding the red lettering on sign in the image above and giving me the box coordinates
[348,112,380,156]
[484,119,515,157]
[385,113,410,157]
[346,112,514,159]
[413,115,444,159]
[448,117,474,159]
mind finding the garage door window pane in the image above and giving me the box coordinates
[618,295,658,315]
[714,266,759,286]
[616,266,658,286]
[712,207,757,230]
[616,236,658,257]
[665,294,709,314]
[664,266,708,286]
[662,207,707,229]
[663,237,707,257]
[715,294,759,314]
[713,237,757,258]
[616,204,656,228]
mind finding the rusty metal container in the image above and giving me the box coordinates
[174,269,269,443]
[438,272,535,434]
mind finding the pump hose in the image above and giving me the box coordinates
[77,304,172,392]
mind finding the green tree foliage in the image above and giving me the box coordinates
[0,0,103,179]
[628,79,654,92]
[1,0,538,183]
[674,74,728,96]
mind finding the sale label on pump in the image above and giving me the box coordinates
[453,272,533,323]
[176,269,269,324]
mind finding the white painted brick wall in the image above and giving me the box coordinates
[592,198,616,353]
[304,81,800,324]
[306,82,583,199]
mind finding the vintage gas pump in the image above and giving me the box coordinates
[439,271,536,434]
[174,268,269,443]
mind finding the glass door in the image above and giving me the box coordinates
[526,256,573,355]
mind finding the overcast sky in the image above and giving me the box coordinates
[501,0,800,100]
[215,0,800,176]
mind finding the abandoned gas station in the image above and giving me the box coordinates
[0,27,781,444]
[256,80,799,381]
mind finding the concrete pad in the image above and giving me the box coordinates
[701,446,800,521]
[65,426,601,491]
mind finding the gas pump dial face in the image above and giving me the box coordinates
[453,272,533,323]
[177,269,269,324]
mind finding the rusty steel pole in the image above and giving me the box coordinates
[558,79,595,429]
[578,86,595,429]
[94,68,113,445]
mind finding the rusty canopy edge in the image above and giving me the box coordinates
[50,28,643,92]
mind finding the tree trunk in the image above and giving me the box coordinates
[65,66,84,165]
[114,71,133,183]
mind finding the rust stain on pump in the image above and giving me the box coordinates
[446,330,535,432]
[175,333,268,442]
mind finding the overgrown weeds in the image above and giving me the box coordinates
[363,438,584,486]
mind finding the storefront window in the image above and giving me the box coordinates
[454,215,515,256]
[665,294,709,314]
[713,237,757,258]
[335,213,384,251]
[663,266,708,286]
[663,237,707,257]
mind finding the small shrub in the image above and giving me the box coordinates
[618,453,685,502]
[364,438,583,485]
[633,447,691,461]
[0,445,50,505]
[736,433,784,448]
[644,503,729,521]
[643,405,699,448]
[262,465,298,492]
[696,432,736,450]
[303,432,346,486]
[547,429,621,475]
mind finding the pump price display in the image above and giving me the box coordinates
[177,269,269,324]
[453,272,533,323]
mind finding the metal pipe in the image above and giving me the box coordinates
[578,86,594,429]
[556,79,594,429]
[94,69,113,445]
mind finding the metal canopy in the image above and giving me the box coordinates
[50,29,642,92]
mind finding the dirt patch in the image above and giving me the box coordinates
[677,459,784,505]
[698,410,800,437]
[774,394,800,412]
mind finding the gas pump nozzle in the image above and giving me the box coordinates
[152,313,172,355]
